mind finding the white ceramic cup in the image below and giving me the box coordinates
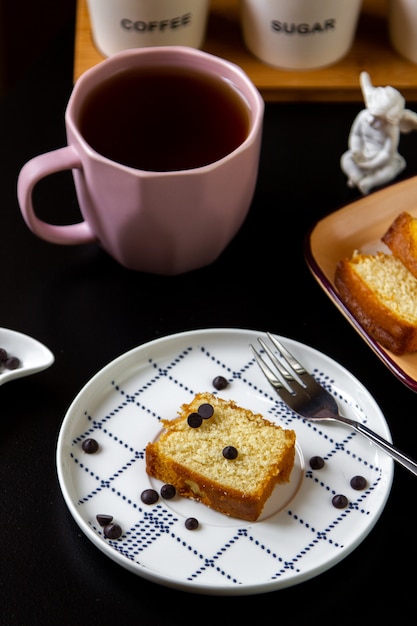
[86,0,210,56]
[239,0,363,70]
[389,0,417,65]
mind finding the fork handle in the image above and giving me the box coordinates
[343,417,417,477]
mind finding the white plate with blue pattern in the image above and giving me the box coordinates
[56,328,393,595]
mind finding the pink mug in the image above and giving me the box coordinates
[17,47,264,275]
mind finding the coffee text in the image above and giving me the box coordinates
[121,14,192,33]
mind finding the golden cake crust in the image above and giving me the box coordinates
[145,392,296,522]
[335,252,417,355]
[382,211,417,279]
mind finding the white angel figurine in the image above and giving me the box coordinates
[341,71,417,194]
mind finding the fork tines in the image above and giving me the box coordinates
[250,333,308,396]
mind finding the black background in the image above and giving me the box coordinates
[1,5,416,624]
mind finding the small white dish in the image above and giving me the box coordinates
[56,328,393,595]
[0,327,54,386]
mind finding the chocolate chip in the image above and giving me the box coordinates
[103,523,122,539]
[185,517,199,530]
[160,484,176,499]
[309,456,325,470]
[187,412,203,428]
[141,488,159,504]
[350,475,367,490]
[82,438,99,453]
[223,445,238,460]
[0,349,21,371]
[96,514,113,527]
[5,356,20,370]
[198,403,214,419]
[332,494,348,509]
[212,376,229,390]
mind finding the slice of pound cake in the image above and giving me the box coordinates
[145,392,296,522]
[382,211,417,279]
[335,251,417,355]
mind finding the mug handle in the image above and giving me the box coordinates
[17,146,96,244]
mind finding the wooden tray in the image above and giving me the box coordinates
[74,0,417,102]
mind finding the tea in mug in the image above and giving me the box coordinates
[79,65,251,172]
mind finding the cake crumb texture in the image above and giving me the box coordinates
[145,392,296,522]
[335,250,417,354]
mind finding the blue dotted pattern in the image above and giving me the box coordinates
[60,329,392,592]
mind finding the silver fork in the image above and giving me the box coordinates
[250,333,417,477]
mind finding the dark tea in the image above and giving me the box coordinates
[79,65,251,172]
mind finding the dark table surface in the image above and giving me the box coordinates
[2,12,417,626]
